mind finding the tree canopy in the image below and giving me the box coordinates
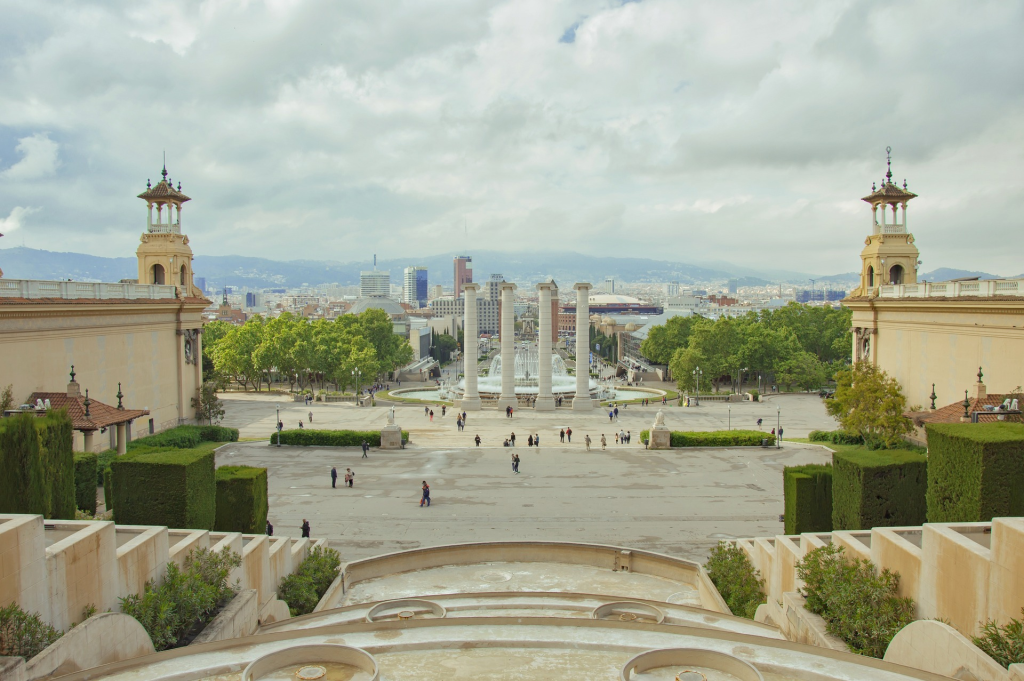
[826,363,914,448]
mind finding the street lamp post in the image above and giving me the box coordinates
[352,368,362,406]
[276,404,281,447]
[728,405,731,431]
[692,366,703,406]
[776,405,781,449]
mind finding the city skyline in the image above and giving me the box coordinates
[1,1,1023,274]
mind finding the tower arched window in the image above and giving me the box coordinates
[867,266,874,288]
[180,264,187,286]
[889,264,904,285]
[151,263,165,285]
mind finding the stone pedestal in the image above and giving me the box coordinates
[648,426,671,450]
[380,424,403,450]
[572,282,593,411]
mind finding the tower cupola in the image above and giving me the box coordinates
[136,160,203,298]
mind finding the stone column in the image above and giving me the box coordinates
[497,282,517,412]
[194,330,203,417]
[572,282,593,411]
[462,283,481,411]
[83,430,94,453]
[116,423,127,456]
[535,282,555,411]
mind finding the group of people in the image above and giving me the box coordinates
[330,466,356,488]
[501,431,542,447]
[505,405,515,418]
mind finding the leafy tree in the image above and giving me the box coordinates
[640,315,701,365]
[688,318,741,392]
[704,542,765,619]
[431,333,459,363]
[357,309,412,375]
[739,325,800,388]
[191,383,225,425]
[213,317,266,391]
[826,363,913,448]
[776,351,829,391]
[0,384,14,413]
[669,347,706,393]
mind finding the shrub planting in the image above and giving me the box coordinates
[0,413,47,516]
[832,448,927,530]
[0,602,63,660]
[278,546,342,616]
[96,449,117,485]
[797,543,915,658]
[926,422,1024,523]
[73,453,98,515]
[38,411,76,520]
[784,464,833,534]
[703,542,765,619]
[111,448,216,529]
[973,607,1024,669]
[808,430,864,445]
[670,430,774,447]
[127,424,239,452]
[272,429,408,447]
[214,466,268,533]
[120,547,240,651]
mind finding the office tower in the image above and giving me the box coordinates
[403,266,428,307]
[360,270,391,297]
[454,255,473,298]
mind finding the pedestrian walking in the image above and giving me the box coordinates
[308,411,313,423]
[442,405,446,417]
[266,520,274,536]
[559,428,565,443]
[346,468,354,487]
[510,432,516,446]
[361,440,369,458]
[757,418,763,429]
[534,433,539,447]
[330,466,337,488]
[527,434,534,447]
[420,481,431,507]
[608,410,614,422]
[626,430,631,444]
[771,428,776,436]
[615,432,619,445]
[600,434,607,450]
[614,407,619,419]
[474,434,481,446]
[425,405,429,417]
[566,427,572,443]
[429,410,434,422]
[779,427,784,440]
[514,453,520,473]
[584,434,591,451]
[301,519,310,538]
[298,420,304,429]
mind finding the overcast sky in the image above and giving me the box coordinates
[1,0,1022,276]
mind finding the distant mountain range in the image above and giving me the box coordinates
[3,246,1009,292]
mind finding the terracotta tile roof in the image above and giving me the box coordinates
[861,181,918,203]
[137,179,191,203]
[910,394,1022,426]
[27,392,149,432]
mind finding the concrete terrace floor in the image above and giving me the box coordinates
[215,391,838,563]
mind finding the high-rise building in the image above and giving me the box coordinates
[727,279,738,294]
[360,270,390,297]
[454,255,473,298]
[194,276,206,293]
[403,266,428,307]
[603,277,615,294]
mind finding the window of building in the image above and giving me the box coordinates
[889,264,904,285]
[152,263,165,285]
[867,266,874,287]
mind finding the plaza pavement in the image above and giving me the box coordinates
[216,390,839,563]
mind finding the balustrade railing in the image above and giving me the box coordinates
[0,279,178,300]
[878,279,1022,299]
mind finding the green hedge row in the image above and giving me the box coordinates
[127,425,239,452]
[670,430,774,447]
[271,429,409,447]
[784,464,833,534]
[832,449,927,530]
[926,422,1024,522]
[73,453,98,514]
[111,448,216,529]
[808,429,864,445]
[215,466,268,533]
[0,411,76,519]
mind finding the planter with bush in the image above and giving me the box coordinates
[703,542,765,619]
[808,430,865,445]
[973,607,1024,669]
[832,448,927,531]
[925,422,1024,523]
[214,466,268,533]
[127,425,239,452]
[0,602,63,660]
[120,547,241,651]
[73,453,98,515]
[272,429,409,447]
[797,543,914,658]
[111,448,216,529]
[278,546,342,616]
[783,463,833,534]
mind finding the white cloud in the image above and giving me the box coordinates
[0,206,40,234]
[0,0,1022,275]
[1,133,60,180]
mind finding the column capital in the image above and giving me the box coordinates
[536,281,557,291]
[573,282,592,292]
[499,282,517,292]
[462,282,481,293]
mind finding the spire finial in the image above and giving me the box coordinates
[147,178,151,189]
[930,383,937,410]
[177,181,181,191]
[872,181,876,192]
[962,389,971,418]
[116,382,124,410]
[978,366,984,383]
[885,146,892,182]
[83,389,91,418]
[903,178,907,190]
[161,151,168,181]
[70,365,76,382]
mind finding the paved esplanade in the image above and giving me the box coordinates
[573,282,592,410]
[497,281,517,412]
[461,283,481,411]
[535,281,556,411]
[217,392,836,562]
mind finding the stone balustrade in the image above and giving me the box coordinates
[0,279,178,300]
[879,278,1024,299]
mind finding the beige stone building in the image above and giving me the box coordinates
[844,152,1024,408]
[0,165,210,451]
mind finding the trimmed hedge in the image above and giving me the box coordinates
[809,429,864,445]
[127,425,239,452]
[74,453,98,514]
[926,422,1024,523]
[111,449,216,529]
[103,467,113,511]
[832,448,927,530]
[272,429,409,447]
[97,449,117,485]
[671,430,774,447]
[39,411,76,520]
[215,466,268,533]
[0,414,47,516]
[784,464,833,534]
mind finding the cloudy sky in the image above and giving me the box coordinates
[1,0,1022,275]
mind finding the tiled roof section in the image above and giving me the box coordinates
[862,181,918,203]
[28,393,149,431]
[138,180,191,203]
[910,394,1020,426]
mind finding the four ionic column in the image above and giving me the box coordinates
[535,282,556,411]
[462,283,481,411]
[572,282,593,411]
[497,282,518,412]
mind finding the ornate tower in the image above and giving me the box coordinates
[136,162,202,297]
[850,147,920,297]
